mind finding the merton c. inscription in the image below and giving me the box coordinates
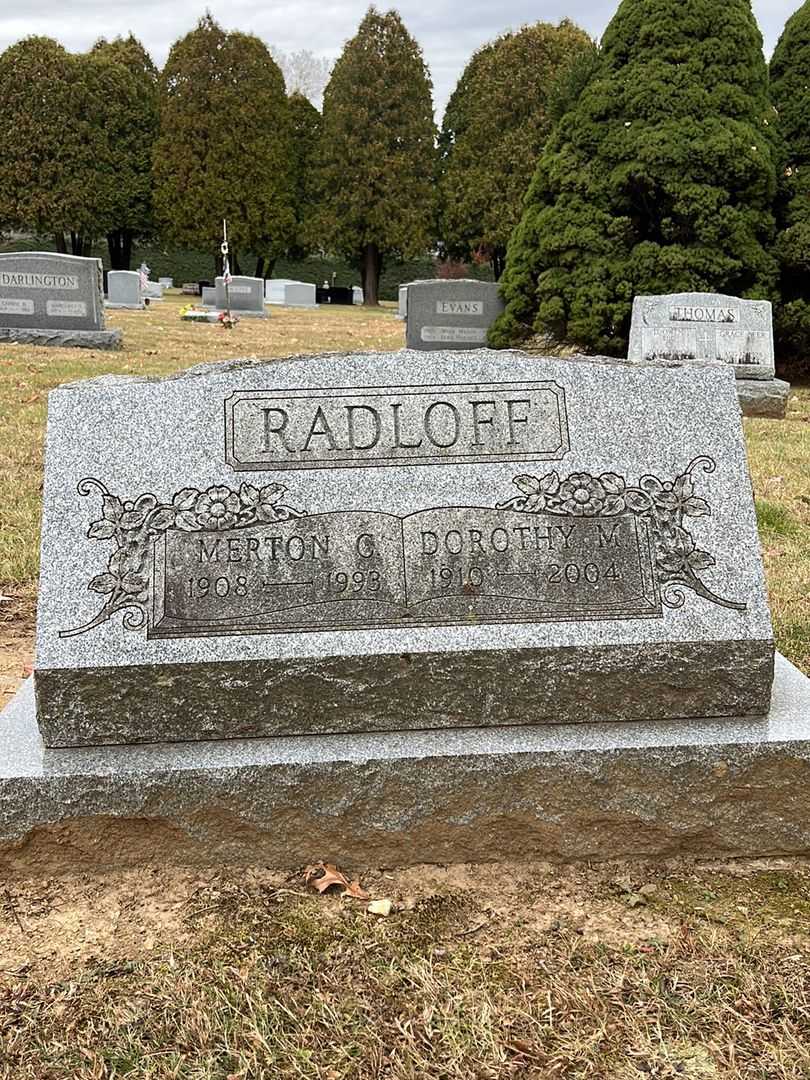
[225,382,570,471]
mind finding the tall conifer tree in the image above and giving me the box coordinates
[490,0,779,353]
[440,21,594,280]
[318,7,436,305]
[771,1,810,365]
[153,15,295,274]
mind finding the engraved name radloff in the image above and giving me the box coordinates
[34,352,775,747]
[225,382,570,470]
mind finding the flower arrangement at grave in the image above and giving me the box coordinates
[218,310,239,329]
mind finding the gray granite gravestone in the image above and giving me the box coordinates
[33,350,775,750]
[158,277,173,289]
[628,293,774,378]
[214,275,266,317]
[144,281,164,301]
[107,270,143,310]
[0,252,121,349]
[397,284,409,320]
[627,292,790,418]
[406,280,504,350]
[201,287,217,308]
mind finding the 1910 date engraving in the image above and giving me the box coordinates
[60,457,745,641]
[224,381,570,471]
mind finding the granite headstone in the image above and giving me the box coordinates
[406,280,505,351]
[34,350,773,748]
[201,287,217,308]
[628,293,774,379]
[0,252,120,349]
[214,275,266,317]
[107,270,143,310]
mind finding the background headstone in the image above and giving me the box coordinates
[628,293,775,380]
[201,286,217,308]
[158,277,173,288]
[405,279,505,351]
[265,280,317,307]
[353,286,364,305]
[214,275,266,316]
[107,270,143,310]
[0,251,120,348]
[34,350,772,748]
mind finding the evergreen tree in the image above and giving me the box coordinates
[0,37,142,257]
[318,7,436,305]
[440,21,594,280]
[771,1,810,364]
[91,37,159,270]
[287,91,323,260]
[153,15,295,275]
[490,0,780,354]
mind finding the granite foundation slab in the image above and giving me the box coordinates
[738,378,791,419]
[0,327,122,350]
[2,653,809,875]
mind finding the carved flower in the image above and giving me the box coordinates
[640,474,709,519]
[558,473,606,516]
[195,486,240,530]
[656,526,716,576]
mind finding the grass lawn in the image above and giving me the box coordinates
[1,296,810,1077]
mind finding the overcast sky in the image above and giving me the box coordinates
[0,0,800,116]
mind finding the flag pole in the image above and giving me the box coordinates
[222,218,231,321]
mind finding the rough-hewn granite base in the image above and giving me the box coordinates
[0,327,122,350]
[35,639,775,747]
[738,378,791,419]
[2,653,808,875]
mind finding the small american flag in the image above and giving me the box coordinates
[222,257,233,286]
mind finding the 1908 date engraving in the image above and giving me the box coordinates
[60,457,745,641]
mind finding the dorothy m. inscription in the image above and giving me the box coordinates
[225,382,570,470]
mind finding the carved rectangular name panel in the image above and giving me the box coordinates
[225,382,569,470]
[34,349,774,747]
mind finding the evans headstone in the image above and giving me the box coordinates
[107,270,143,310]
[0,252,120,349]
[214,275,266,317]
[628,293,774,379]
[34,350,773,748]
[406,280,505,351]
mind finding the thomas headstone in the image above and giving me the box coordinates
[406,280,505,351]
[628,293,774,378]
[0,252,121,349]
[214,275,266,317]
[33,350,774,749]
[628,292,790,418]
[107,270,143,310]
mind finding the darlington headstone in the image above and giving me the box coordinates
[0,252,121,350]
[406,280,504,351]
[33,350,774,749]
[214,275,266,317]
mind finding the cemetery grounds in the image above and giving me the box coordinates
[0,294,809,1078]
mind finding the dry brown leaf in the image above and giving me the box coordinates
[304,862,369,899]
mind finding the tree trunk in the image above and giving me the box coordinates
[360,243,381,306]
[265,257,277,279]
[491,250,506,281]
[255,256,265,279]
[233,251,242,276]
[54,233,67,254]
[107,230,134,271]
